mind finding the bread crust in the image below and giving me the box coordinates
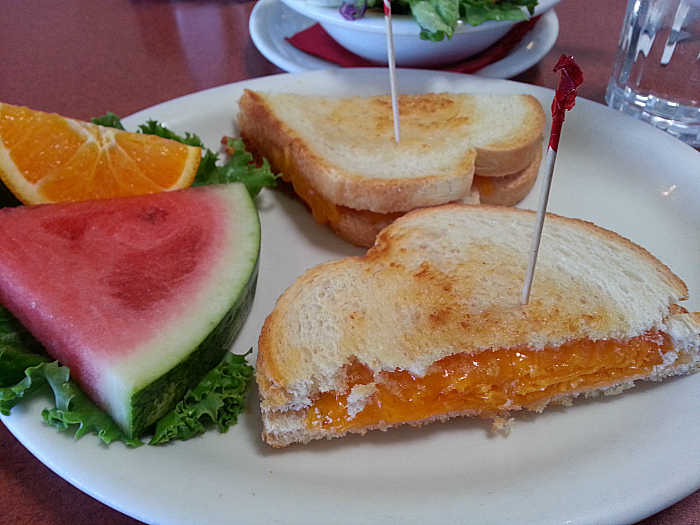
[257,205,696,441]
[260,334,700,447]
[470,96,544,177]
[267,152,542,250]
[238,90,544,213]
[326,147,543,247]
[473,146,541,206]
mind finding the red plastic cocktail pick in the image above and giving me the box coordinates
[521,54,584,305]
[549,55,584,152]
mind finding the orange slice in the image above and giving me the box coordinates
[0,102,201,205]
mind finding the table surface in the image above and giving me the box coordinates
[1,1,698,524]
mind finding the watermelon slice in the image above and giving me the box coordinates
[0,182,260,438]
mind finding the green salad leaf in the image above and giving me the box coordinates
[352,0,537,41]
[192,137,278,197]
[0,306,48,380]
[91,111,126,130]
[150,351,254,445]
[458,0,537,26]
[0,344,50,392]
[41,362,142,446]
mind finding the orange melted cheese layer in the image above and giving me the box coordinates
[273,146,341,226]
[305,331,671,433]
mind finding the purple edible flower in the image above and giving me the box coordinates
[340,0,368,20]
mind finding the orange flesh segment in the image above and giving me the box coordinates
[2,108,84,184]
[305,331,671,433]
[0,103,199,204]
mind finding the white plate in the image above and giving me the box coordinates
[3,69,700,525]
[249,0,560,78]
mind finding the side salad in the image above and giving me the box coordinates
[0,115,280,446]
[340,0,539,41]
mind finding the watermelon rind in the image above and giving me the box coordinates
[101,183,262,437]
[0,182,262,439]
[127,258,258,437]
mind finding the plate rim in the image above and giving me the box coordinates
[2,68,700,525]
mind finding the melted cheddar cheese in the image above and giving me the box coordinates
[305,331,670,433]
[272,146,340,226]
[471,175,495,197]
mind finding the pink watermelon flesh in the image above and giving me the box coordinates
[0,182,260,437]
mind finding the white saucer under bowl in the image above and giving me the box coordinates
[249,0,560,78]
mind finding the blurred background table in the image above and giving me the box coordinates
[0,0,697,524]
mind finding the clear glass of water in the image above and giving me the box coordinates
[606,0,700,147]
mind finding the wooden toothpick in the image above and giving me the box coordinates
[383,0,400,142]
[521,54,584,305]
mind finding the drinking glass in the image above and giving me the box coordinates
[606,0,700,147]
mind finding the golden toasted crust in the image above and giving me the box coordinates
[238,90,544,213]
[471,96,545,177]
[328,205,405,249]
[266,151,542,249]
[327,148,543,247]
[257,205,692,414]
[260,404,492,447]
[473,146,542,206]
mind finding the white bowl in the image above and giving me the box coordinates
[279,0,562,67]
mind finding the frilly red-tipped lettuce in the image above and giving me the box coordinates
[341,0,538,41]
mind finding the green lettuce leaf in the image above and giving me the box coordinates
[136,119,206,148]
[354,0,538,41]
[410,0,460,41]
[0,308,50,387]
[458,0,537,27]
[0,359,55,416]
[1,357,142,446]
[150,350,254,445]
[43,363,145,446]
[91,111,126,130]
[191,137,278,197]
[0,345,49,390]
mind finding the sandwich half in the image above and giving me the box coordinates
[257,205,700,447]
[238,90,545,247]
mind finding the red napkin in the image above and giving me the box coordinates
[285,16,540,73]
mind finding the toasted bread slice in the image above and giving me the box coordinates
[472,146,542,206]
[257,205,700,447]
[324,190,479,249]
[238,90,545,214]
[323,146,542,248]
